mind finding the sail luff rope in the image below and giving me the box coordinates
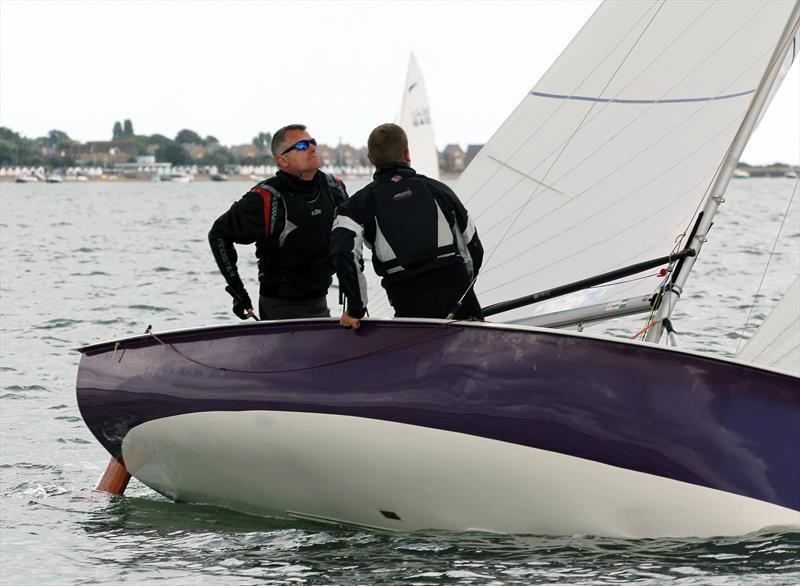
[734,176,799,355]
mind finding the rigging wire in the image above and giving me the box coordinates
[734,175,799,356]
[650,11,800,343]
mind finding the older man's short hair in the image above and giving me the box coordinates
[271,124,307,158]
[368,123,408,167]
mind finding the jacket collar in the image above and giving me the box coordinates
[373,163,416,180]
[276,169,322,193]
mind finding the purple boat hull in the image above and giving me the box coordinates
[76,319,800,516]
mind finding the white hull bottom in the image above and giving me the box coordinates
[121,411,799,537]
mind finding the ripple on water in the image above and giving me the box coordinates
[2,384,49,393]
[15,483,69,499]
[40,335,72,344]
[92,318,124,326]
[32,318,84,330]
[0,462,62,472]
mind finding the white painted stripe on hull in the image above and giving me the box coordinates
[121,411,799,538]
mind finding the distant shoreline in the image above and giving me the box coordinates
[0,170,466,184]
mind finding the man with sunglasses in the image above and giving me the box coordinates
[332,123,483,330]
[209,124,347,320]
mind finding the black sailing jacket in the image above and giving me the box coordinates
[209,170,347,302]
[331,164,483,318]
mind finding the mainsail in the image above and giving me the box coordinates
[399,52,440,180]
[454,0,799,327]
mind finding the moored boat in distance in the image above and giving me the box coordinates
[15,174,38,183]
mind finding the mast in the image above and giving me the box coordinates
[645,2,800,343]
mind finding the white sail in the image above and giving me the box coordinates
[455,0,799,325]
[399,52,440,180]
[738,276,800,376]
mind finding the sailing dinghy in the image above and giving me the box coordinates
[398,52,440,180]
[76,0,800,537]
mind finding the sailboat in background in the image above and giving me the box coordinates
[76,1,799,537]
[398,52,440,180]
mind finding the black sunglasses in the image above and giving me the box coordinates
[280,138,317,155]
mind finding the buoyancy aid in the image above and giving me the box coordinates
[252,173,346,299]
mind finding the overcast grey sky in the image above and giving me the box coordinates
[0,0,797,164]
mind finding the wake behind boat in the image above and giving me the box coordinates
[75,0,800,537]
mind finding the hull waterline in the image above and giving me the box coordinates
[76,319,800,537]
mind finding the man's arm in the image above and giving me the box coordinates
[208,190,274,318]
[331,200,368,327]
[432,182,484,275]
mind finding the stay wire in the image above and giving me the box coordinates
[734,175,799,356]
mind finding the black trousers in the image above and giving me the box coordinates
[259,295,330,320]
[385,263,483,320]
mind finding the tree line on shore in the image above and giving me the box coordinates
[2,121,794,172]
[0,120,277,168]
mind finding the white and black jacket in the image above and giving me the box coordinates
[331,164,483,318]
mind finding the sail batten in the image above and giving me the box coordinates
[530,89,757,104]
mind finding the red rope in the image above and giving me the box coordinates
[628,319,660,340]
[145,320,465,374]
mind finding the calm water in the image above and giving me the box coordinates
[1,178,798,585]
